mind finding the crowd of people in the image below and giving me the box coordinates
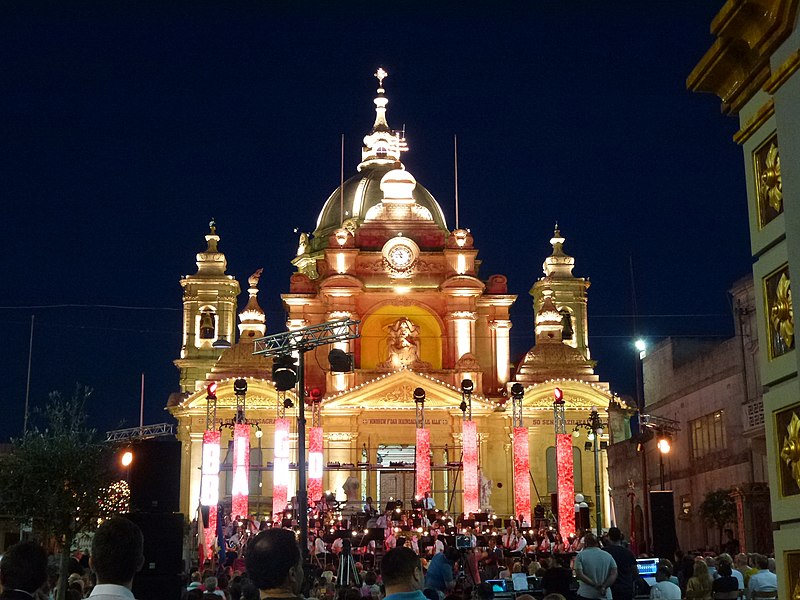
[0,509,780,600]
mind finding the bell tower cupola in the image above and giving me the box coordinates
[174,219,241,393]
[532,225,591,359]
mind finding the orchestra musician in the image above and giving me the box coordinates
[363,496,378,517]
[502,525,517,553]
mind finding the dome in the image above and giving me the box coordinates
[311,163,448,251]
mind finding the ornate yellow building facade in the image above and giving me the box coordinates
[167,70,615,526]
[688,1,800,596]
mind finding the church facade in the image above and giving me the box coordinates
[166,70,616,528]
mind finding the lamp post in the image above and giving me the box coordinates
[634,338,651,552]
[657,434,671,490]
[575,408,607,536]
[253,318,360,559]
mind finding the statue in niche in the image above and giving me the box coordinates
[199,310,216,339]
[479,472,493,511]
[560,308,574,341]
[378,317,431,370]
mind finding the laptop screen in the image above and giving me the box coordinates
[486,579,508,593]
[636,558,660,586]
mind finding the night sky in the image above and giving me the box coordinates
[1,2,751,442]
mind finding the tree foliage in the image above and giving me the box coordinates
[0,385,116,600]
[698,488,737,549]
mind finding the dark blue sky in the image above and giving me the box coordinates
[1,2,750,441]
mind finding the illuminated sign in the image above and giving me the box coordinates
[200,430,221,506]
[232,423,250,518]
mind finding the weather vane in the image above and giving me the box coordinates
[375,67,388,87]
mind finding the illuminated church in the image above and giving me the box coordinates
[166,69,615,534]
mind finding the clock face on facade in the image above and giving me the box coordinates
[382,237,419,277]
[389,245,413,268]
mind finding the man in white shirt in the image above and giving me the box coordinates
[747,555,778,597]
[574,533,617,600]
[510,534,527,556]
[422,493,436,510]
[649,567,682,600]
[88,517,145,600]
[502,525,517,553]
[428,532,444,556]
[331,537,344,555]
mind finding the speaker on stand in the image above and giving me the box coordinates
[649,490,678,560]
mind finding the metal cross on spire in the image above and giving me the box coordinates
[375,67,388,87]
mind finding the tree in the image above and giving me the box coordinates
[0,385,116,600]
[698,488,737,551]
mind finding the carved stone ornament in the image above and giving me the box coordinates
[765,266,794,359]
[377,317,432,371]
[755,135,784,227]
[780,412,800,488]
[376,384,415,403]
[759,142,782,211]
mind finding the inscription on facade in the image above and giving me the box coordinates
[361,418,448,425]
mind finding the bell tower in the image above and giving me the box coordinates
[531,226,591,359]
[174,220,240,393]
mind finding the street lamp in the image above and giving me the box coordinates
[575,408,607,535]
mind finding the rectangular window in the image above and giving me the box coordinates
[690,410,726,459]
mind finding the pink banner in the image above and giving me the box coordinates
[556,433,575,538]
[462,420,479,515]
[415,428,431,499]
[232,423,250,520]
[272,417,290,520]
[200,429,221,560]
[308,426,323,507]
[513,427,531,526]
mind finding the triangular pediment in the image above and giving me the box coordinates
[323,369,494,414]
[172,377,289,415]
[514,378,613,412]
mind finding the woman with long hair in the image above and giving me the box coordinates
[686,560,713,600]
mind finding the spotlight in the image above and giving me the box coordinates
[121,450,133,467]
[283,397,294,409]
[461,379,474,393]
[233,378,248,394]
[413,387,426,403]
[510,382,524,399]
[657,437,671,454]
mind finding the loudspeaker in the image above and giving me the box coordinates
[578,506,590,531]
[124,512,184,576]
[128,439,181,513]
[649,490,677,560]
[132,573,183,600]
[200,505,210,529]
